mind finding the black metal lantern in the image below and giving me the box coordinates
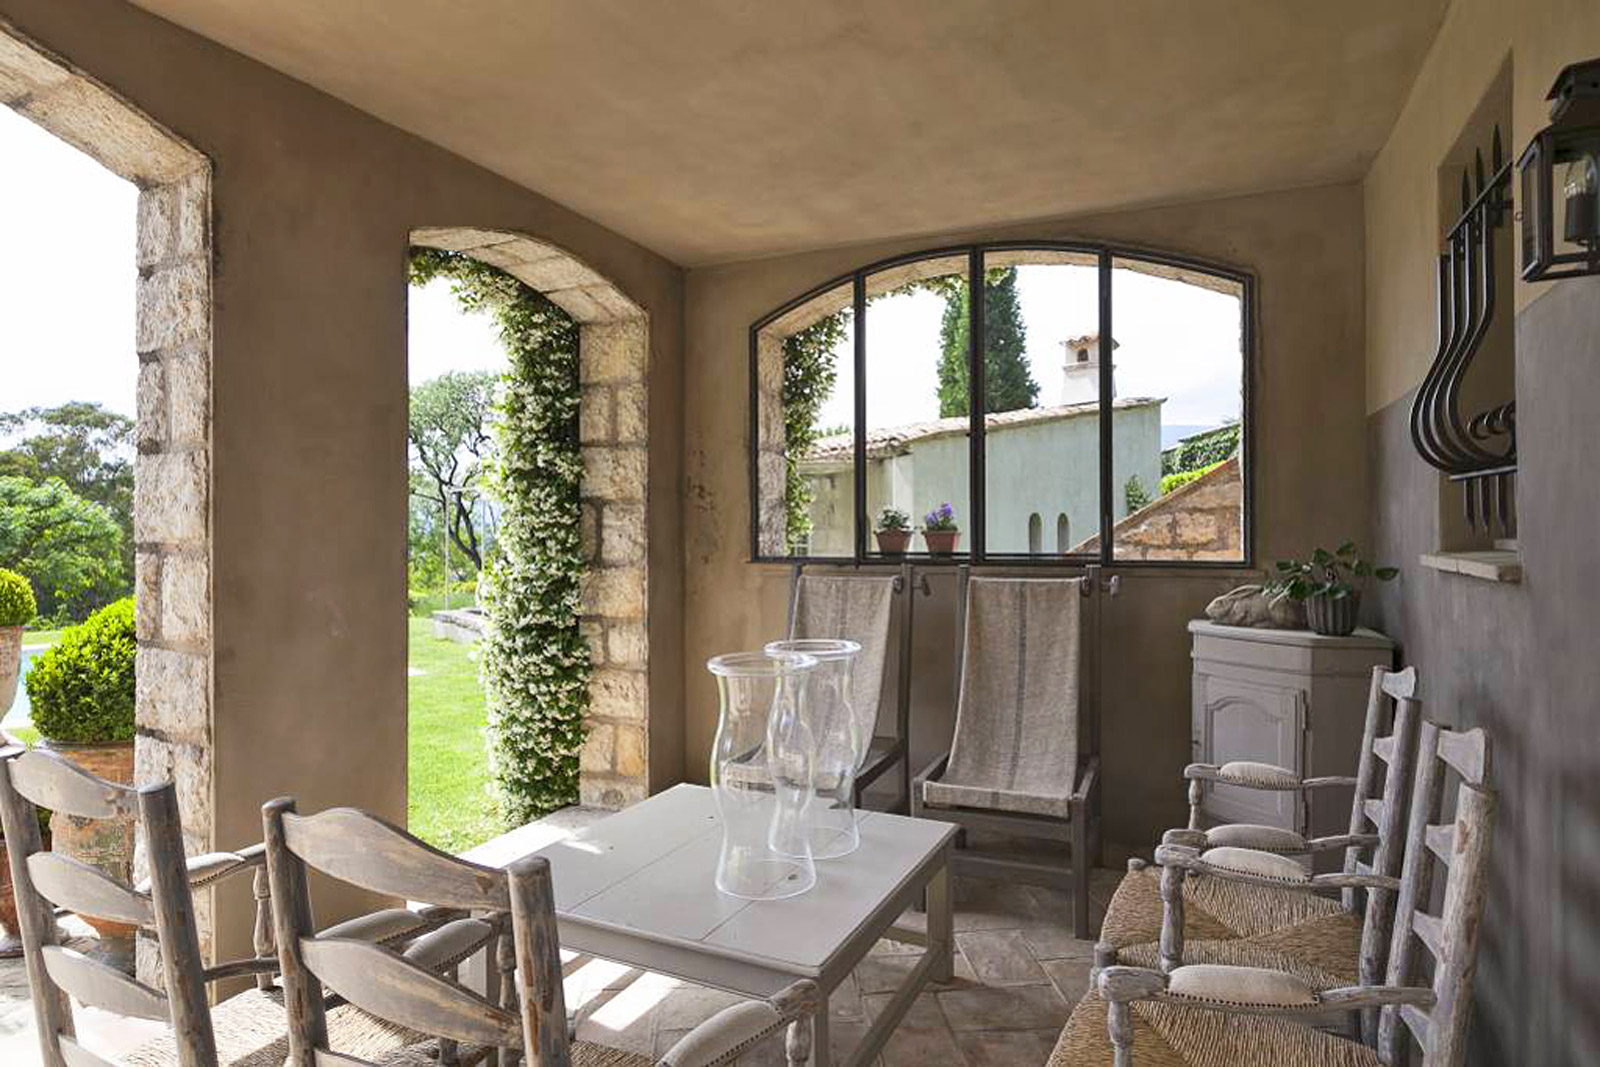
[1518,58,1600,281]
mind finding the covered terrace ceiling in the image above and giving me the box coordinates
[129,0,1448,267]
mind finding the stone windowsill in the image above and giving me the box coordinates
[1419,550,1522,583]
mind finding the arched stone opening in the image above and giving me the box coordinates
[409,228,651,809]
[1,23,214,965]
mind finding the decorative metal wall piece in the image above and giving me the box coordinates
[1409,127,1517,536]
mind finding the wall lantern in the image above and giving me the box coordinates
[1519,57,1600,281]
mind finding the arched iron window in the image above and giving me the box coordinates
[750,242,1252,567]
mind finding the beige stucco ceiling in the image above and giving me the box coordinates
[127,0,1447,267]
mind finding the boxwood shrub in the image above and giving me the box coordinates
[26,597,136,744]
[0,569,35,627]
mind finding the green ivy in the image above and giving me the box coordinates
[26,598,135,744]
[781,313,847,552]
[410,249,589,822]
[1162,422,1240,477]
[0,568,36,627]
[1160,460,1224,495]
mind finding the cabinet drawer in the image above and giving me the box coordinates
[1193,674,1305,830]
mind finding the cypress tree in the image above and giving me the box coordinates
[935,267,1039,417]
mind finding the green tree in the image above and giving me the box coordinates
[409,370,498,572]
[935,267,1038,418]
[0,476,125,622]
[0,403,134,574]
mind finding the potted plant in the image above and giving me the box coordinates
[874,508,912,554]
[25,597,137,944]
[0,569,35,721]
[922,503,961,555]
[1268,543,1399,637]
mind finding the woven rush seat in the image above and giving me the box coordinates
[376,1039,652,1067]
[1047,990,1383,1067]
[1116,907,1364,991]
[1098,863,1347,957]
[121,989,419,1067]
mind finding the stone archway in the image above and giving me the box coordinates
[2,23,214,964]
[410,228,651,809]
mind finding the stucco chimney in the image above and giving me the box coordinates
[1059,334,1118,405]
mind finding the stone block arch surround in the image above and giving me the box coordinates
[410,228,652,809]
[1,23,215,961]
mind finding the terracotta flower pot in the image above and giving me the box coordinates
[0,840,20,958]
[923,530,961,555]
[41,739,138,943]
[0,625,21,717]
[875,529,911,555]
[1306,592,1360,637]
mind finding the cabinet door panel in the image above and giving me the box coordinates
[1196,675,1304,830]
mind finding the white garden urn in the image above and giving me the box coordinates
[0,626,20,715]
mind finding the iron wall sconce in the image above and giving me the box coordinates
[1519,58,1600,281]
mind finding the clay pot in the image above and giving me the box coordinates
[0,625,20,717]
[874,529,911,555]
[922,530,961,555]
[1306,592,1360,637]
[0,840,20,958]
[41,739,138,942]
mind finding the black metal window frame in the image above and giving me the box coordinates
[747,240,1256,569]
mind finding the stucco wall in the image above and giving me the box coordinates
[684,183,1367,845]
[1363,0,1600,1061]
[0,0,684,972]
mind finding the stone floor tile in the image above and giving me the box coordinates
[854,946,976,994]
[1019,924,1097,962]
[936,983,1070,1031]
[877,1022,968,1067]
[869,935,924,956]
[1041,958,1094,1003]
[830,972,867,1020]
[954,929,1047,985]
[861,990,947,1030]
[952,880,1048,932]
[953,1027,1062,1066]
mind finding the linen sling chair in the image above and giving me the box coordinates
[786,562,922,812]
[1048,719,1494,1067]
[263,798,822,1067]
[912,569,1101,938]
[1095,665,1420,1004]
[0,748,430,1067]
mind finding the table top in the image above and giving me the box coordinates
[474,784,954,980]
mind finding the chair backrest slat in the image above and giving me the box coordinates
[10,749,138,819]
[40,945,170,1021]
[26,852,154,927]
[281,807,509,912]
[58,1034,121,1067]
[1379,723,1498,1067]
[299,938,520,1047]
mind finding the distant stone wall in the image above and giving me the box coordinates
[1077,456,1242,560]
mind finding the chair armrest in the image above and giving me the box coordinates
[656,979,819,1067]
[1155,843,1398,893]
[912,752,950,790]
[1303,832,1380,853]
[1184,763,1357,792]
[1072,755,1100,804]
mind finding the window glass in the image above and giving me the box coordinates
[861,255,969,557]
[754,282,855,558]
[980,250,1100,556]
[1109,257,1245,562]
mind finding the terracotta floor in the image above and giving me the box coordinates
[0,817,1130,1067]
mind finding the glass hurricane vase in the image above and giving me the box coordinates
[764,638,863,859]
[706,651,818,900]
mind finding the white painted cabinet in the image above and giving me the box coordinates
[1189,621,1395,845]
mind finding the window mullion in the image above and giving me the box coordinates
[1097,250,1114,565]
[852,273,868,562]
[968,247,986,562]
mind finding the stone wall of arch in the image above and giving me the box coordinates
[411,228,652,809]
[2,22,215,967]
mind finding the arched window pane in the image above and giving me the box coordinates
[1056,513,1071,553]
[1027,513,1043,553]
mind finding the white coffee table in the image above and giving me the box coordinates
[473,784,954,1067]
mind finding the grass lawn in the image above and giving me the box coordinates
[407,616,503,852]
[21,628,65,647]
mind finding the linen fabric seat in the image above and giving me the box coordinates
[912,571,1101,937]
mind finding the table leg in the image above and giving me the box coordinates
[927,860,953,984]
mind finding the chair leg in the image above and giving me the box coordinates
[909,786,928,913]
[1071,813,1091,939]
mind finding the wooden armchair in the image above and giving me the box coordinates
[1051,720,1495,1067]
[1096,665,1420,996]
[0,748,432,1067]
[263,798,821,1067]
[912,569,1100,937]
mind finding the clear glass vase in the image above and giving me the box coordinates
[706,651,819,900]
[764,638,863,859]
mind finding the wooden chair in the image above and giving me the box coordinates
[1095,665,1420,1002]
[0,746,453,1067]
[786,561,925,812]
[912,568,1101,938]
[263,797,821,1067]
[1049,719,1495,1067]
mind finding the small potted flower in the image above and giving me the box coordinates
[1267,542,1399,636]
[921,503,961,555]
[874,508,912,555]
